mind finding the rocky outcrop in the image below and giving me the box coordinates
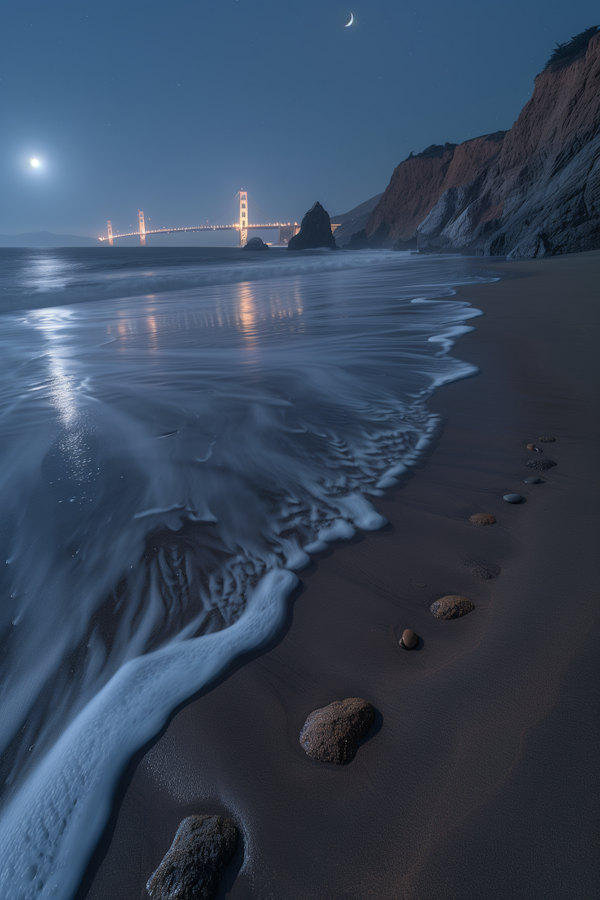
[299,698,375,763]
[146,815,238,900]
[243,236,269,251]
[288,202,338,251]
[368,28,600,258]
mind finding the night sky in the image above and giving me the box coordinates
[1,0,597,241]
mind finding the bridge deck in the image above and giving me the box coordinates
[101,223,287,242]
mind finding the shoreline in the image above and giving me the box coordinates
[79,250,600,900]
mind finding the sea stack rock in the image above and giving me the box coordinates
[430,595,475,619]
[288,202,338,251]
[243,236,269,251]
[146,815,238,900]
[299,698,375,764]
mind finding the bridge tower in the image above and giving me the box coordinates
[138,210,146,246]
[239,191,248,247]
[107,220,113,246]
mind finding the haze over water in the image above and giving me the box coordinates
[0,247,492,899]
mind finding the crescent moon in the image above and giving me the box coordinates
[345,12,353,27]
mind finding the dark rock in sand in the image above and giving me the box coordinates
[527,458,557,471]
[299,698,375,764]
[243,236,269,251]
[526,443,541,452]
[400,628,418,649]
[464,560,500,579]
[469,513,496,525]
[524,475,543,484]
[430,595,475,619]
[538,436,556,442]
[146,815,238,900]
[288,202,338,251]
[503,493,524,503]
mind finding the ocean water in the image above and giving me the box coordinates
[0,247,492,900]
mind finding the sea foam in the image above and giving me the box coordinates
[0,251,488,899]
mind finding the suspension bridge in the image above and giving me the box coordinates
[100,191,306,247]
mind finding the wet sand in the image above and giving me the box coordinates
[78,250,600,900]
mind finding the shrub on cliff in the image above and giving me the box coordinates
[545,25,599,70]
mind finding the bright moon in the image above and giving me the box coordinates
[30,158,40,168]
[345,12,353,26]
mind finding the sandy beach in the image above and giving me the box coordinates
[77,250,600,900]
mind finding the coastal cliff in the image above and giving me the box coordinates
[363,28,600,257]
[365,135,506,249]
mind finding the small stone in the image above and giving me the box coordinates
[503,493,524,503]
[538,436,555,442]
[430,595,475,619]
[299,698,375,764]
[469,513,496,525]
[400,628,418,649]
[527,458,556,471]
[526,443,541,452]
[524,476,543,484]
[146,815,238,900]
[464,560,500,579]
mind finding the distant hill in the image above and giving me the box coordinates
[330,194,383,247]
[0,232,100,248]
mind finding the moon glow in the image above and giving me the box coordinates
[29,158,40,168]
[345,12,353,27]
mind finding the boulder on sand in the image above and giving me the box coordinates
[146,815,238,900]
[288,202,338,251]
[299,698,375,764]
[430,595,475,619]
[469,513,496,525]
[527,458,556,471]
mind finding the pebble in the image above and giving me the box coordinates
[469,513,496,525]
[526,443,541,452]
[538,436,555,442]
[527,458,556,471]
[400,628,418,649]
[430,595,475,619]
[524,476,543,484]
[503,493,524,503]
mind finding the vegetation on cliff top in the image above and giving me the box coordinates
[544,25,599,70]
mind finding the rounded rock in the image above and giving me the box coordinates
[469,513,496,525]
[400,628,418,649]
[526,443,541,452]
[146,815,238,900]
[527,458,556,471]
[524,476,543,484]
[299,698,375,764]
[503,493,524,503]
[430,595,475,619]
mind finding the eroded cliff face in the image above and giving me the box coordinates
[366,30,600,257]
[365,136,506,247]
